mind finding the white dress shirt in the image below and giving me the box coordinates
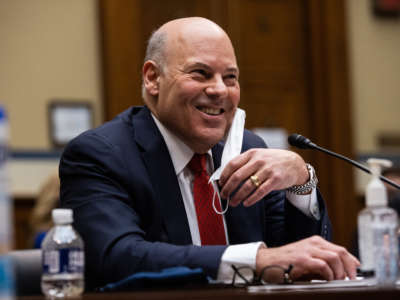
[151,114,319,282]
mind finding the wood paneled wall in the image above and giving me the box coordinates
[99,0,357,248]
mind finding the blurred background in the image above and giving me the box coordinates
[0,0,399,251]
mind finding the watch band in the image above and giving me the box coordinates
[287,163,318,195]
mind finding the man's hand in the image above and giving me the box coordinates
[256,236,360,282]
[219,148,309,207]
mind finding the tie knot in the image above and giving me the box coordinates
[188,153,208,175]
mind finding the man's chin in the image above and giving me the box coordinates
[200,132,225,147]
[186,131,225,152]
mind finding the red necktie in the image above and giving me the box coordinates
[188,154,227,245]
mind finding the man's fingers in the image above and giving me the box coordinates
[220,167,256,202]
[312,249,346,280]
[332,247,359,279]
[308,236,360,280]
[218,152,251,187]
[308,258,335,281]
[290,258,334,281]
[228,176,257,206]
[242,178,274,207]
[256,237,358,283]
[226,174,277,207]
[242,171,286,207]
[314,238,360,279]
[219,155,256,200]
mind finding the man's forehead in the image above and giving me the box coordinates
[157,18,237,69]
[162,18,232,50]
[160,17,223,35]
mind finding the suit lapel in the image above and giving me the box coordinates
[211,142,224,170]
[131,107,192,245]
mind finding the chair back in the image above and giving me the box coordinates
[9,249,42,296]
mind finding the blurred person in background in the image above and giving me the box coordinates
[28,173,60,248]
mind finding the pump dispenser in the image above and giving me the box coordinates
[358,158,398,286]
[365,158,391,207]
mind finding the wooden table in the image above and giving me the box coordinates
[17,284,400,300]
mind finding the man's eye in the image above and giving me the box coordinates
[224,74,238,84]
[192,69,208,77]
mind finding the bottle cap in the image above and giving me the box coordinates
[52,208,73,224]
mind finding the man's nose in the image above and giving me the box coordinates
[205,75,228,99]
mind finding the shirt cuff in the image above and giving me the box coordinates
[286,188,320,220]
[216,242,266,283]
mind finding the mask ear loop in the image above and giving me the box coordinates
[212,183,229,215]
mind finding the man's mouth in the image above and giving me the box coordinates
[196,106,224,116]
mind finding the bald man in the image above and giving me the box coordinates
[60,17,359,290]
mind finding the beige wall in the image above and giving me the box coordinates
[347,0,400,154]
[0,0,103,149]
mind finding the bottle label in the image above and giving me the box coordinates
[42,248,84,275]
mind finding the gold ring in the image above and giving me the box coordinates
[250,175,261,187]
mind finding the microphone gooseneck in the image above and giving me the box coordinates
[288,133,400,190]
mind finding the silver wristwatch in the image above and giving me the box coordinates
[287,163,318,195]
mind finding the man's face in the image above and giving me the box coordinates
[151,25,240,153]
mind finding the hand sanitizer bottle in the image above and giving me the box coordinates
[358,158,399,286]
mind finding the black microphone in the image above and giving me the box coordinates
[288,134,317,149]
[288,133,400,190]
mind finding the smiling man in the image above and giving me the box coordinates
[142,19,240,154]
[60,17,359,290]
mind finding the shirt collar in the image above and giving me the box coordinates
[151,114,212,175]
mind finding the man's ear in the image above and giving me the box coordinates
[143,61,160,96]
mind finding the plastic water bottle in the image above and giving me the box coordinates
[0,105,15,300]
[41,209,84,298]
[358,158,399,286]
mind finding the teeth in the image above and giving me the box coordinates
[199,107,221,115]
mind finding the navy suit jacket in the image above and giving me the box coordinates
[60,106,331,289]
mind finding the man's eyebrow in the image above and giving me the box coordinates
[187,62,239,74]
[187,62,212,70]
[226,67,239,74]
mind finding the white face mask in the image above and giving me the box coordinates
[209,108,246,214]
